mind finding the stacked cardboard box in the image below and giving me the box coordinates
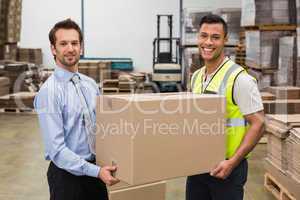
[267,86,300,99]
[287,128,300,183]
[264,158,300,199]
[0,76,10,96]
[2,62,29,92]
[16,48,43,65]
[101,79,119,94]
[118,73,136,93]
[130,72,145,88]
[0,91,36,109]
[265,114,300,171]
[265,114,300,199]
[263,86,300,114]
[0,43,17,60]
[96,92,226,185]
[260,92,276,101]
[109,181,166,200]
[78,60,111,83]
[264,99,300,114]
[241,0,296,26]
[98,61,111,83]
[0,0,22,44]
[245,30,294,70]
[297,57,300,87]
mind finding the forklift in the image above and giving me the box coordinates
[152,14,182,92]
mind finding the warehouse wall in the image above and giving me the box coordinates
[20,0,241,72]
[20,0,82,68]
[184,0,241,9]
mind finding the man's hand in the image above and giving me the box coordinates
[210,160,235,180]
[98,166,119,186]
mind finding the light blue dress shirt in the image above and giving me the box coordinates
[34,66,100,178]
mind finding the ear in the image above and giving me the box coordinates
[50,45,56,56]
[80,45,83,56]
[224,35,228,43]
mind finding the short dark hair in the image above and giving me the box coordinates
[199,14,228,37]
[49,18,83,46]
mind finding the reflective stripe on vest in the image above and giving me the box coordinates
[227,118,248,127]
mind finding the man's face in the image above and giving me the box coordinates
[198,23,227,62]
[51,29,82,68]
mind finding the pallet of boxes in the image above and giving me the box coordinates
[241,0,299,90]
[263,87,300,200]
[95,92,227,199]
[0,61,38,112]
[0,0,43,113]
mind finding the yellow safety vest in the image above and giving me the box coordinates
[191,59,250,159]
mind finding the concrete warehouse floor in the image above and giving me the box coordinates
[0,113,275,200]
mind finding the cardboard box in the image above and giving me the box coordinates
[96,93,226,185]
[263,99,300,114]
[109,181,166,200]
[264,158,300,199]
[266,86,300,100]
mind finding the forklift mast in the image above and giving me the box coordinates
[153,15,181,66]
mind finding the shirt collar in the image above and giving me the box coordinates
[54,66,82,82]
[205,56,229,77]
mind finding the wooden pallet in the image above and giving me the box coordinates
[243,24,296,31]
[0,107,35,114]
[119,89,135,94]
[102,87,119,94]
[264,173,296,200]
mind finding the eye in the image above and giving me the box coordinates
[72,41,79,46]
[199,33,207,39]
[60,41,67,46]
[212,35,221,40]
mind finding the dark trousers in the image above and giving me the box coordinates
[186,159,248,200]
[47,162,108,200]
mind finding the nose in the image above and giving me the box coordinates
[204,36,213,45]
[66,43,74,51]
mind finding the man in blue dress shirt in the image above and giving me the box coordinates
[34,19,119,200]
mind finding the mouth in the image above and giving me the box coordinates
[201,47,215,54]
[65,55,76,60]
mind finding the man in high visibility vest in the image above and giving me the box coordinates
[186,14,265,200]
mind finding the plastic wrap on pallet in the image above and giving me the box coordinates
[183,9,212,33]
[245,30,294,69]
[214,8,241,44]
[241,0,296,26]
[297,58,300,87]
[182,9,212,45]
[275,36,296,86]
[16,48,43,65]
[297,28,300,57]
[297,0,300,25]
[0,0,22,44]
[248,68,273,90]
[241,0,272,26]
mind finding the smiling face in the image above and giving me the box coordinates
[51,28,82,72]
[198,23,227,63]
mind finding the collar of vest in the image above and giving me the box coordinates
[192,59,243,95]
